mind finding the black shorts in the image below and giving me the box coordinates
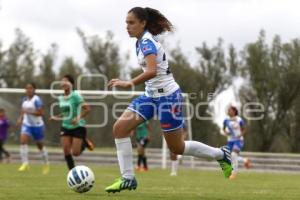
[60,126,87,139]
[136,137,149,148]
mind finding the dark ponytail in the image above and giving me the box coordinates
[128,7,173,35]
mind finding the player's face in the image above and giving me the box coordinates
[61,78,72,91]
[25,84,35,97]
[126,12,146,38]
[227,108,235,117]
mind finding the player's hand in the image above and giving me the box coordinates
[16,119,22,127]
[237,134,243,139]
[49,116,59,121]
[71,116,80,125]
[108,79,132,89]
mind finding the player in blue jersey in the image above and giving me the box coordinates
[16,83,50,174]
[222,105,251,180]
[105,7,232,193]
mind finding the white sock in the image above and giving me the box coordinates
[231,152,239,173]
[238,156,245,163]
[20,144,29,164]
[40,147,49,164]
[171,160,179,174]
[115,138,134,179]
[183,141,223,160]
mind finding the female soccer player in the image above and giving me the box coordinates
[105,7,232,193]
[17,83,49,174]
[134,121,151,171]
[0,108,11,163]
[49,75,93,170]
[222,105,251,180]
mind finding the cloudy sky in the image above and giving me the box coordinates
[1,0,300,126]
[1,0,300,67]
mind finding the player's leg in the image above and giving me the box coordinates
[140,138,149,170]
[71,137,84,156]
[170,152,178,176]
[230,149,239,179]
[164,129,232,178]
[160,89,232,178]
[19,128,30,171]
[0,140,4,162]
[136,142,143,171]
[105,110,145,193]
[0,140,10,163]
[61,135,75,170]
[238,156,251,169]
[33,126,50,174]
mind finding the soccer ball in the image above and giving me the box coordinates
[67,165,95,193]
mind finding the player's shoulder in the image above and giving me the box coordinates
[236,116,246,124]
[33,94,42,101]
[140,31,158,45]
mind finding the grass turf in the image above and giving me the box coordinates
[0,164,299,200]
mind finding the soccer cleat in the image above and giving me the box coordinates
[42,163,50,175]
[170,172,177,176]
[135,166,142,172]
[85,138,95,151]
[18,163,30,172]
[217,146,233,178]
[244,158,252,169]
[105,177,137,193]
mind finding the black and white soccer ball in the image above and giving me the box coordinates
[67,165,95,193]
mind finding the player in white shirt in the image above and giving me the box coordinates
[17,83,49,174]
[105,7,233,193]
[222,105,251,180]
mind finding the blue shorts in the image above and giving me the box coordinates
[128,89,184,132]
[227,140,244,152]
[21,124,45,141]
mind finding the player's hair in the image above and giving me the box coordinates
[128,7,173,35]
[63,75,75,87]
[0,108,4,113]
[27,82,36,90]
[230,106,238,116]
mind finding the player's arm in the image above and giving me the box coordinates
[72,102,91,125]
[131,55,157,86]
[240,124,247,136]
[222,120,229,136]
[49,113,63,121]
[16,108,25,126]
[24,107,44,116]
[108,55,157,88]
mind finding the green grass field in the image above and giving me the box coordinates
[0,164,299,200]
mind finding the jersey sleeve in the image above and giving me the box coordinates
[34,97,43,109]
[239,118,246,127]
[223,119,228,129]
[139,39,157,56]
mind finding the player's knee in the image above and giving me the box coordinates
[169,145,184,155]
[72,150,81,157]
[113,121,130,138]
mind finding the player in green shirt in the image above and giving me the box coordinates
[50,75,94,170]
[133,121,151,171]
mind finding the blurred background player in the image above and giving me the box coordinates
[222,105,251,180]
[170,123,188,176]
[0,108,11,163]
[16,83,50,174]
[105,7,232,193]
[133,121,151,171]
[49,75,93,170]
